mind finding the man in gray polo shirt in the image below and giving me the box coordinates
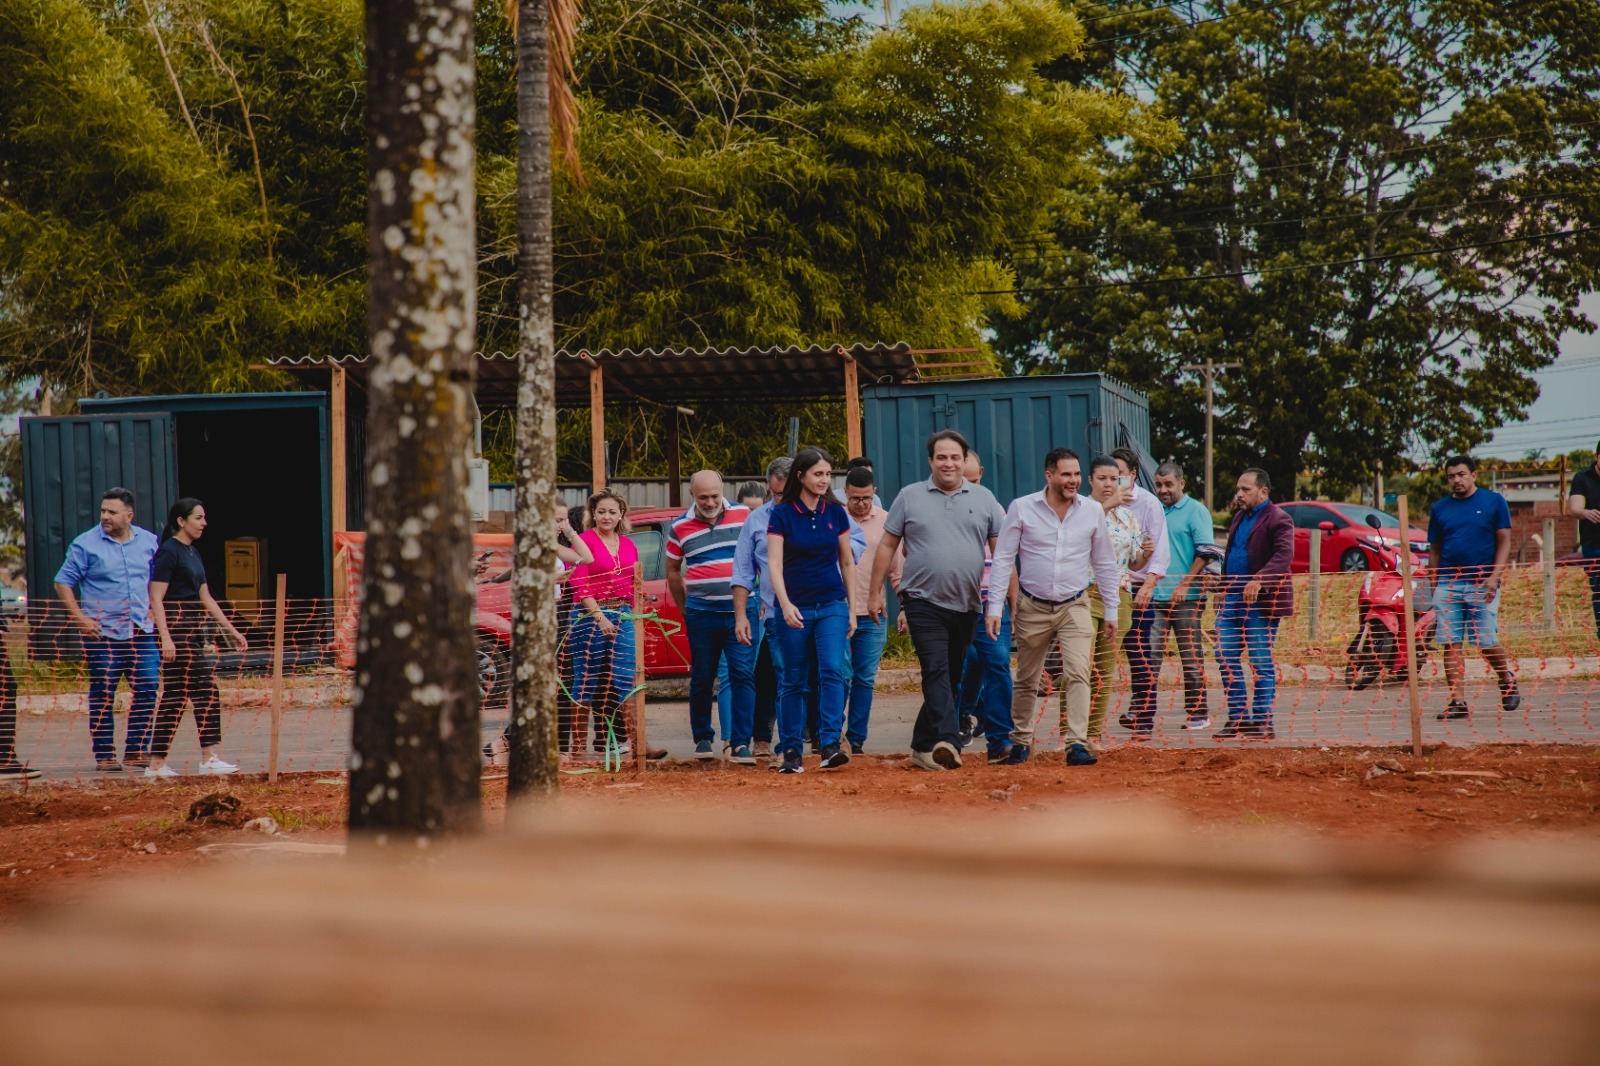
[867,429,1004,770]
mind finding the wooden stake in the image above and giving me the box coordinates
[1308,528,1321,642]
[268,573,287,783]
[1542,518,1557,632]
[1397,495,1423,757]
[631,564,648,771]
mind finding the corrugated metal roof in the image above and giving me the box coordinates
[268,343,921,407]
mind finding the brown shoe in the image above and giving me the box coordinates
[96,759,124,773]
[122,753,151,769]
[645,746,669,761]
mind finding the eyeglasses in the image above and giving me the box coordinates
[845,496,873,506]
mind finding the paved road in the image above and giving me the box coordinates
[9,675,1598,782]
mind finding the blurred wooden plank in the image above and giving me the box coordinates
[0,804,1597,1065]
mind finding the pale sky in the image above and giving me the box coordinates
[1483,291,1600,460]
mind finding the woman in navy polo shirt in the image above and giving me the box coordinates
[766,447,857,774]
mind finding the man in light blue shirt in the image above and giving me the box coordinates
[52,487,161,771]
[732,456,866,754]
[1146,461,1215,732]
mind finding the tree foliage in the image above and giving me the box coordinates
[996,0,1600,499]
[0,0,364,399]
[1,0,1156,480]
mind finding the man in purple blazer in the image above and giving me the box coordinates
[1214,468,1294,740]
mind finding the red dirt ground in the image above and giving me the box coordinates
[3,744,1597,922]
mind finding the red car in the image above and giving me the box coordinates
[1279,501,1430,574]
[472,507,692,698]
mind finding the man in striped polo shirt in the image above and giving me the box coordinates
[667,470,758,763]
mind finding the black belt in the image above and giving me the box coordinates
[1018,584,1086,608]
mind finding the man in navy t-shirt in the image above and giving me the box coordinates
[1427,455,1518,721]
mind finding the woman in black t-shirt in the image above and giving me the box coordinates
[146,498,248,778]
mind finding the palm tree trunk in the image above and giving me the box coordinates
[349,0,483,842]
[507,0,561,800]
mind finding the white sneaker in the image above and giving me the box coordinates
[197,755,239,775]
[910,749,942,771]
[931,740,963,769]
[143,763,179,779]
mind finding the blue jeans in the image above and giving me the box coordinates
[958,605,1012,742]
[716,598,762,740]
[845,614,887,748]
[571,606,636,705]
[1585,546,1600,637]
[1215,592,1280,726]
[773,598,849,758]
[84,633,160,760]
[687,603,756,747]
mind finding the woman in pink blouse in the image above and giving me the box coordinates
[568,489,643,761]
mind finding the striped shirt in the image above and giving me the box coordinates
[666,501,750,609]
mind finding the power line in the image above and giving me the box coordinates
[1093,117,1600,199]
[1078,0,1195,25]
[977,224,1597,296]
[1001,188,1599,256]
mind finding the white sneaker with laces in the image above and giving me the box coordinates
[143,763,179,779]
[197,755,239,775]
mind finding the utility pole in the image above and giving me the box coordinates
[883,0,891,27]
[1180,358,1241,512]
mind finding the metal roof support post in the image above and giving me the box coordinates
[587,358,606,490]
[842,348,862,461]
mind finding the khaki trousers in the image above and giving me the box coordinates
[1009,595,1094,747]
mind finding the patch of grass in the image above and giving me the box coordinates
[880,630,916,662]
[266,807,306,831]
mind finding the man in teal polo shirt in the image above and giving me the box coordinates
[1147,461,1214,731]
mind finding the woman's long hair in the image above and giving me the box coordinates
[584,488,632,535]
[779,447,840,507]
[161,497,204,542]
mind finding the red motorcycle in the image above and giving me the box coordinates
[1344,517,1436,690]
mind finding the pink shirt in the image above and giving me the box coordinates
[569,530,638,602]
[850,506,904,616]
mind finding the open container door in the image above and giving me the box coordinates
[20,412,178,660]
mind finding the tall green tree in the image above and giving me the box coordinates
[996,0,1600,500]
[0,0,364,401]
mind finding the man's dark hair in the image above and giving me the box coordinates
[1044,447,1078,470]
[1444,454,1477,473]
[1110,447,1140,473]
[845,466,876,489]
[102,487,135,510]
[1242,467,1272,491]
[847,456,873,470]
[926,428,970,458]
[1089,455,1119,476]
[734,480,764,502]
[1155,460,1185,481]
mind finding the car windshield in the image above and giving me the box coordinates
[1335,506,1400,529]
